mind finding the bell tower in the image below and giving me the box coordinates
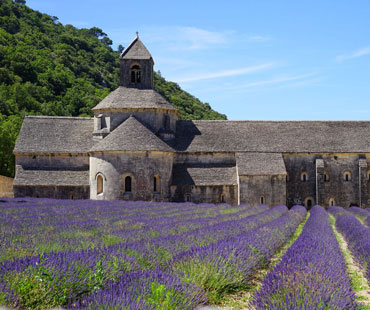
[120,33,154,89]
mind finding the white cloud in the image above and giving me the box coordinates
[336,46,370,62]
[240,73,317,89]
[142,26,232,50]
[175,63,275,83]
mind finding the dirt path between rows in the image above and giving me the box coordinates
[197,212,310,310]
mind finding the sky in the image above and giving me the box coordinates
[27,0,370,121]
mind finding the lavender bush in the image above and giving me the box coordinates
[0,198,285,309]
[330,206,370,285]
[254,205,356,310]
[169,205,306,303]
[348,206,370,223]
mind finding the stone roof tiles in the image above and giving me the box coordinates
[14,116,95,154]
[120,36,153,60]
[175,120,370,153]
[92,87,177,111]
[172,165,237,186]
[90,116,174,152]
[236,152,287,175]
[14,166,89,186]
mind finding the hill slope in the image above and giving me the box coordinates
[0,0,226,177]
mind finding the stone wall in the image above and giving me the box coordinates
[239,175,286,207]
[13,186,89,199]
[94,109,178,134]
[120,59,153,89]
[170,185,238,205]
[284,153,369,208]
[90,151,174,201]
[0,175,13,197]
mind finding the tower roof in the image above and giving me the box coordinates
[92,87,177,111]
[90,116,174,153]
[120,34,153,60]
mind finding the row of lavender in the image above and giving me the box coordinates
[329,206,370,286]
[254,206,356,309]
[0,199,306,309]
[73,205,307,309]
[0,198,264,262]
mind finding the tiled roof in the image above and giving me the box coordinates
[172,164,237,186]
[175,120,370,153]
[90,116,173,152]
[120,36,152,60]
[236,152,286,175]
[92,87,177,111]
[14,166,89,186]
[14,116,95,154]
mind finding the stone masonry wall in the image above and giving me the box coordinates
[239,175,286,207]
[170,185,238,205]
[0,175,13,197]
[90,151,174,201]
[94,109,178,134]
[284,153,368,208]
[13,186,89,199]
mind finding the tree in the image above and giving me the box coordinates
[117,44,124,54]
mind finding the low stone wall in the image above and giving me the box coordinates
[0,175,14,197]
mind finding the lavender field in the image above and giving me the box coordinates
[0,199,369,309]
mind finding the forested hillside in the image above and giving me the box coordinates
[0,0,226,178]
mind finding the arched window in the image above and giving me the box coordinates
[304,197,313,209]
[130,64,141,83]
[153,175,160,193]
[97,175,103,195]
[324,172,329,182]
[260,195,265,205]
[69,193,75,200]
[185,194,191,202]
[343,171,352,182]
[220,193,225,203]
[286,174,289,182]
[329,198,335,207]
[125,176,132,192]
[301,172,308,182]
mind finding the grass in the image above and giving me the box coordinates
[219,211,310,309]
[329,215,370,310]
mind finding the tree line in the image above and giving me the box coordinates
[0,0,226,177]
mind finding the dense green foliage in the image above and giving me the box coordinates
[0,0,226,177]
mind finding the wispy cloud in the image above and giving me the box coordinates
[142,26,232,50]
[336,46,370,62]
[240,73,317,89]
[175,63,275,83]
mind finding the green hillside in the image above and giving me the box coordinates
[0,0,226,178]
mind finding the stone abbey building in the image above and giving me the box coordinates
[13,35,370,208]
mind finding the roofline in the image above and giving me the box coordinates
[92,107,179,113]
[13,184,90,188]
[120,35,139,59]
[89,150,174,154]
[14,152,89,156]
[25,115,92,120]
[179,119,370,123]
[238,173,287,176]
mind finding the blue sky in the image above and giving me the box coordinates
[27,0,370,120]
